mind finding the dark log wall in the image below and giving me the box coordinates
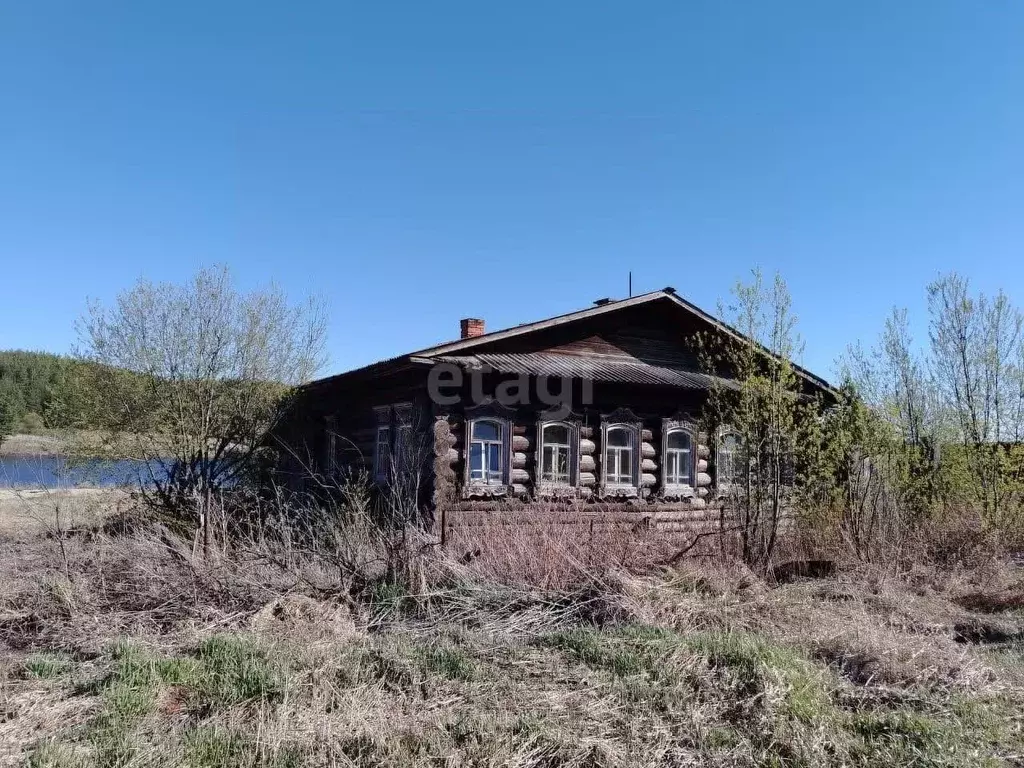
[265,289,835,546]
[271,363,731,522]
[269,364,433,489]
[268,295,797,523]
[418,373,727,523]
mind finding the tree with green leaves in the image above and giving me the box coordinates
[700,270,819,571]
[841,306,946,519]
[844,273,1024,533]
[928,273,1024,527]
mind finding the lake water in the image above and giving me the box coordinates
[0,454,170,489]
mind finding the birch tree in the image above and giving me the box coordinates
[76,266,328,544]
[702,270,814,571]
[928,273,1024,524]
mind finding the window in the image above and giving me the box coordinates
[540,422,573,484]
[374,425,391,483]
[717,431,743,487]
[395,424,413,473]
[392,402,415,474]
[469,419,506,485]
[604,426,636,486]
[665,429,693,487]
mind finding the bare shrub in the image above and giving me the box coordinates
[74,265,328,549]
[442,509,726,591]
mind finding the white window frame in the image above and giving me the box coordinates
[537,420,577,488]
[467,417,509,487]
[602,424,639,489]
[663,427,695,491]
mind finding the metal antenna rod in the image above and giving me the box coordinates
[628,271,632,298]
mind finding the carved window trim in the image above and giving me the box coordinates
[600,408,642,498]
[536,418,580,493]
[661,417,697,497]
[463,402,515,498]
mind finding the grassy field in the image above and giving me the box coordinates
[0,496,1021,766]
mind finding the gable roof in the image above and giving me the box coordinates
[307,289,834,395]
[427,352,738,391]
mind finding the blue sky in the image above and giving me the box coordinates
[2,2,1022,381]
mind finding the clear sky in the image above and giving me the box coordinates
[2,2,1022,381]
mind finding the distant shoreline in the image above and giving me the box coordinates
[0,433,65,457]
[0,431,150,458]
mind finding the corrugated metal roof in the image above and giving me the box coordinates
[433,352,737,391]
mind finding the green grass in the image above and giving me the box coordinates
[23,653,73,680]
[26,742,88,768]
[28,636,288,768]
[85,643,160,768]
[541,625,673,678]
[682,630,836,725]
[184,727,303,768]
[416,645,478,681]
[844,708,1008,767]
[539,624,1019,765]
[189,635,285,708]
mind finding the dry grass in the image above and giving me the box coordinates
[442,513,688,590]
[0,489,125,537]
[0,499,1021,767]
[0,430,158,459]
[0,434,64,457]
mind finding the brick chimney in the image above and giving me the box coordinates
[460,317,485,339]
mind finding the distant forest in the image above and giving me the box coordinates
[0,350,73,434]
[0,347,291,442]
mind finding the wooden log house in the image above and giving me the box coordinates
[270,288,834,529]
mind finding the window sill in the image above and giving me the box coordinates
[600,484,639,499]
[535,483,579,498]
[462,483,510,500]
[661,484,695,499]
